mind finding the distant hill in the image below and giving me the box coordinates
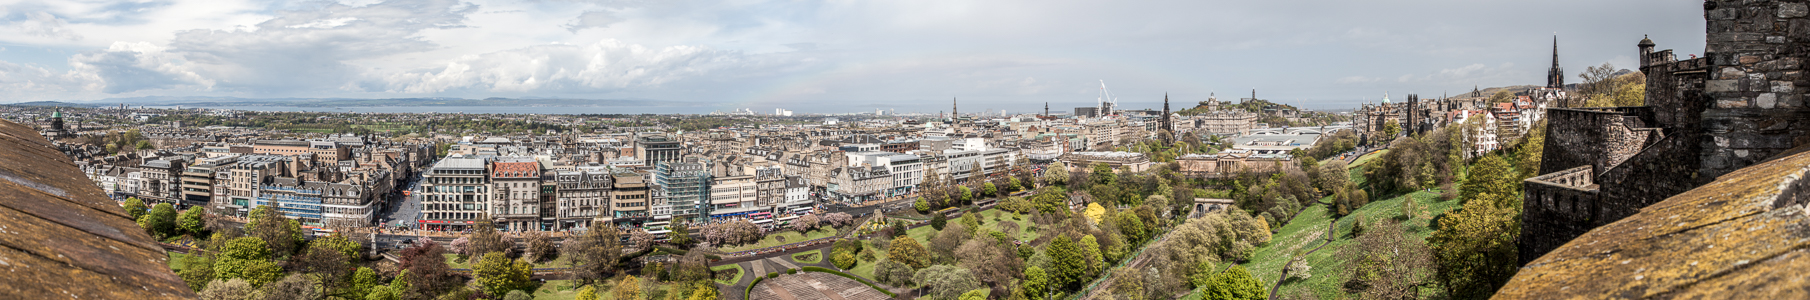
[3,101,108,108]
[57,96,701,108]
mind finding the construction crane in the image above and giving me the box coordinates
[1097,80,1119,116]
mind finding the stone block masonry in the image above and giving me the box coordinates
[1519,0,1810,264]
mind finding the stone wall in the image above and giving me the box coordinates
[1536,108,1656,175]
[1699,0,1810,178]
[1518,166,1601,265]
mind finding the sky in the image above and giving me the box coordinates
[0,0,1708,113]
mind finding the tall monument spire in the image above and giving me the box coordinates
[1044,102,1049,116]
[952,97,958,117]
[1162,93,1173,142]
[1548,35,1566,89]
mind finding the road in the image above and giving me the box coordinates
[376,172,425,230]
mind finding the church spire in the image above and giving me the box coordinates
[952,97,958,117]
[1548,35,1565,89]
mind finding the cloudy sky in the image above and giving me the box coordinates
[0,0,1706,113]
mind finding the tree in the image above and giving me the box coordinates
[1430,193,1520,299]
[1021,266,1049,300]
[1046,235,1085,290]
[982,182,998,198]
[473,252,533,298]
[794,214,822,232]
[915,265,983,300]
[1201,265,1267,300]
[313,232,363,262]
[887,236,930,269]
[398,238,458,299]
[670,221,694,247]
[178,253,215,292]
[960,289,988,300]
[122,197,147,222]
[1083,203,1106,224]
[524,231,558,263]
[931,213,948,231]
[348,267,381,298]
[365,285,399,300]
[259,273,322,299]
[246,206,302,257]
[1342,219,1431,299]
[929,223,972,263]
[178,207,207,236]
[1079,235,1103,277]
[1460,154,1518,206]
[823,212,855,228]
[1383,119,1402,139]
[1091,163,1117,186]
[198,279,252,300]
[1043,162,1069,186]
[613,275,643,300]
[627,228,655,252]
[686,280,720,300]
[292,242,352,295]
[576,285,598,300]
[916,198,932,213]
[568,226,623,286]
[956,238,1023,295]
[241,259,284,287]
[504,290,532,300]
[875,259,916,287]
[143,203,178,238]
[467,220,511,259]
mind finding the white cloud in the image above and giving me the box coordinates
[67,42,211,93]
[18,11,82,41]
[377,39,755,93]
[563,10,622,32]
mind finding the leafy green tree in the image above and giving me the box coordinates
[223,237,272,260]
[348,267,380,298]
[387,269,410,297]
[178,207,207,236]
[1460,154,1518,205]
[1046,235,1084,290]
[1201,265,1267,300]
[1079,235,1103,277]
[687,280,720,300]
[960,289,988,300]
[669,221,693,247]
[246,206,302,257]
[612,275,642,300]
[887,236,930,269]
[472,252,532,298]
[915,198,932,213]
[982,182,997,198]
[314,232,363,262]
[178,253,215,292]
[931,213,948,231]
[1091,163,1116,186]
[576,285,598,300]
[198,278,253,300]
[915,265,982,300]
[503,290,531,300]
[241,259,284,287]
[364,285,398,300]
[143,203,178,238]
[1383,119,1402,139]
[568,226,622,286]
[1430,193,1521,299]
[1043,162,1069,186]
[1021,266,1049,300]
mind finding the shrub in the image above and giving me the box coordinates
[787,268,797,274]
[767,272,778,279]
[802,266,899,297]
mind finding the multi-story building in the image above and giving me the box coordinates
[637,135,682,167]
[422,156,488,230]
[609,168,650,225]
[219,155,287,217]
[490,158,542,231]
[654,158,710,221]
[553,167,612,231]
[253,140,351,161]
[754,166,788,210]
[708,173,758,218]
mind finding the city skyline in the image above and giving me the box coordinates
[1,0,1705,112]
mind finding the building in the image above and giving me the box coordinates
[654,158,710,221]
[253,139,351,161]
[553,167,612,231]
[637,135,682,167]
[608,168,650,225]
[490,158,542,231]
[421,156,488,230]
[1059,151,1150,173]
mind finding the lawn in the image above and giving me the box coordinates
[791,251,823,264]
[533,279,680,300]
[845,242,887,282]
[711,264,744,285]
[718,228,837,252]
[1208,187,1461,299]
[167,252,190,272]
[970,208,1042,242]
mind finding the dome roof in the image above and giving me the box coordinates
[1639,34,1655,47]
[1381,93,1391,104]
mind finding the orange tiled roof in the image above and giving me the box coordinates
[493,161,540,178]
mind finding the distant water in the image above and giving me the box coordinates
[145,105,715,115]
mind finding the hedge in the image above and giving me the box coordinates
[801,266,898,297]
[767,272,778,279]
[786,268,798,274]
[746,275,765,299]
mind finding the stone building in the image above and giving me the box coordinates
[552,167,612,231]
[490,158,543,231]
[1520,1,1810,265]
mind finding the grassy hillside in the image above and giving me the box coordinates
[1187,149,1461,299]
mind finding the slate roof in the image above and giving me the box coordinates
[1496,148,1810,299]
[0,119,193,298]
